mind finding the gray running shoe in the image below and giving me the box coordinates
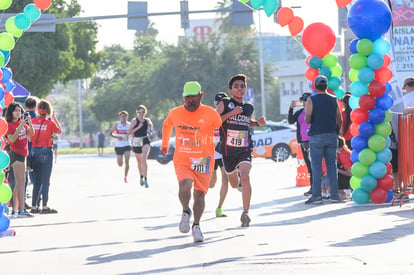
[179,210,191,233]
[240,212,251,227]
[192,225,204,242]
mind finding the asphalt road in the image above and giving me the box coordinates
[1,154,414,274]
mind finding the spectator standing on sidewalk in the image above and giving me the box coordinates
[304,75,343,204]
[288,92,313,196]
[97,130,105,156]
[161,81,222,243]
[30,99,61,214]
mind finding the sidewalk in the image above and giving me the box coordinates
[1,155,414,274]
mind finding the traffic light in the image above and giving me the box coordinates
[127,1,148,31]
[180,0,189,29]
[232,0,253,26]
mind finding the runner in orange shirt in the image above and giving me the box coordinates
[161,81,222,243]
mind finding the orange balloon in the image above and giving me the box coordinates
[305,67,318,81]
[336,0,352,8]
[302,23,336,58]
[0,118,7,137]
[288,16,304,37]
[4,91,14,107]
[277,7,294,27]
[374,67,392,83]
[34,0,51,10]
[382,54,391,67]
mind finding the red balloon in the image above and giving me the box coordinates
[382,54,391,67]
[302,23,336,58]
[0,118,7,136]
[288,16,304,36]
[368,81,386,97]
[277,7,294,27]
[327,89,335,96]
[4,92,13,107]
[305,55,311,66]
[350,123,359,136]
[359,94,376,110]
[34,0,51,10]
[377,174,394,190]
[385,162,393,174]
[350,108,369,125]
[374,67,392,83]
[305,67,318,81]
[370,188,387,204]
[336,0,352,8]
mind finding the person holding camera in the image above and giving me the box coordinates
[5,103,34,218]
[30,99,61,214]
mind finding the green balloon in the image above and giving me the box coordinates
[384,110,392,122]
[334,88,345,99]
[323,54,338,68]
[0,32,15,51]
[0,170,4,183]
[357,38,374,56]
[0,0,12,10]
[349,68,359,82]
[5,17,23,39]
[375,122,392,137]
[368,134,386,152]
[351,162,369,178]
[0,183,12,204]
[359,148,376,166]
[331,64,343,77]
[349,54,367,69]
[350,176,361,190]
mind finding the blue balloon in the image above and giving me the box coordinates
[360,175,377,192]
[0,214,10,232]
[376,94,393,110]
[328,77,341,90]
[385,136,391,148]
[359,121,375,138]
[369,108,386,124]
[352,188,370,204]
[358,67,375,83]
[385,189,394,203]
[367,53,384,70]
[348,0,392,41]
[0,50,10,67]
[369,161,387,178]
[1,67,12,82]
[350,81,369,97]
[0,86,4,102]
[351,149,360,163]
[385,83,391,94]
[0,204,3,215]
[5,80,15,92]
[352,136,369,151]
[349,39,359,54]
[373,38,391,55]
[23,4,41,22]
[319,66,332,79]
[14,13,31,30]
[376,148,392,163]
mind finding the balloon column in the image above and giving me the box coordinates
[302,22,345,98]
[0,0,52,235]
[347,0,394,204]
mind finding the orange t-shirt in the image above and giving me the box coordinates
[162,104,222,171]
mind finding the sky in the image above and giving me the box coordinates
[76,0,339,50]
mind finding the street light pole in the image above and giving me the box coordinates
[77,79,83,149]
[258,10,266,118]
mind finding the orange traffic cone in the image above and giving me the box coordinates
[296,145,310,186]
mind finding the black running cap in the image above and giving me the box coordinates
[314,75,328,87]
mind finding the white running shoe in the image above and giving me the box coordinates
[192,225,204,243]
[179,210,191,233]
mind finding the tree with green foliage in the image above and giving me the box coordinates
[8,0,102,97]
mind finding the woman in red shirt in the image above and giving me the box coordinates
[5,102,34,218]
[30,99,61,214]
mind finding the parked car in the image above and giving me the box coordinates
[56,139,70,150]
[251,120,297,162]
[148,137,175,164]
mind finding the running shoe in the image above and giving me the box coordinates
[303,189,312,196]
[18,210,34,218]
[9,211,18,219]
[192,225,204,242]
[215,207,227,217]
[240,212,251,227]
[179,209,191,233]
[143,179,149,188]
[124,177,128,183]
[140,177,145,186]
[304,196,323,205]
